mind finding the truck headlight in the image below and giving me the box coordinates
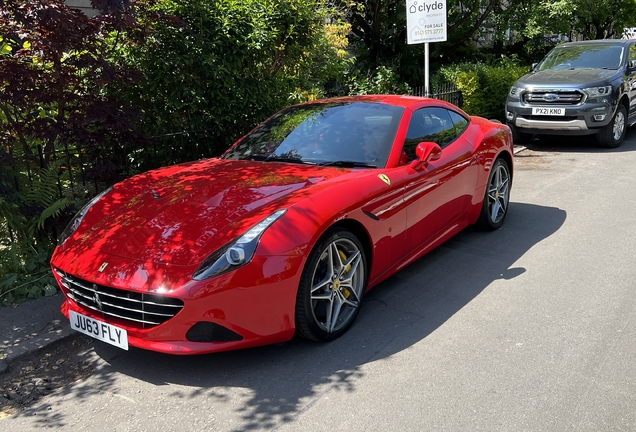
[583,86,611,98]
[509,86,523,99]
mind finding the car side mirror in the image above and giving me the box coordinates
[409,142,442,170]
[531,62,538,72]
[629,59,636,71]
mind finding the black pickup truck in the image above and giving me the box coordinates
[505,40,636,148]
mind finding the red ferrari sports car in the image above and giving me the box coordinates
[51,95,513,355]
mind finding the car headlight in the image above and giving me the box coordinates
[193,209,287,280]
[583,86,612,98]
[509,86,522,99]
[57,187,113,246]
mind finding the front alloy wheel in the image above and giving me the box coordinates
[295,229,367,341]
[477,158,511,230]
[597,105,626,148]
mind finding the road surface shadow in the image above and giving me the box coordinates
[517,127,636,154]
[15,202,566,430]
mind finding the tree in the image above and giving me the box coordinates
[0,0,141,302]
[336,0,522,85]
[501,0,636,43]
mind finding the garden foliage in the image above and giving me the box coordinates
[114,0,350,155]
[0,0,353,303]
[433,58,528,121]
[0,0,141,303]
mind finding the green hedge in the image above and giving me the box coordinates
[433,60,529,121]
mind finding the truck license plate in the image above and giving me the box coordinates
[532,107,565,116]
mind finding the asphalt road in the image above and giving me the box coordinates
[3,131,636,431]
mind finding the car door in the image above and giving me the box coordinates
[398,107,479,252]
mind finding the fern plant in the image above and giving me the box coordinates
[0,159,76,304]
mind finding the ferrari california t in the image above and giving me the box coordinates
[51,95,514,355]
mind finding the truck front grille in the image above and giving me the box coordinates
[523,90,584,106]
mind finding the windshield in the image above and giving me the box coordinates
[222,102,404,167]
[537,44,624,71]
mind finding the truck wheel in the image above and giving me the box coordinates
[597,105,626,148]
[508,123,531,144]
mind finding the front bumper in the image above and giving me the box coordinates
[52,253,305,355]
[506,98,615,136]
[514,117,589,131]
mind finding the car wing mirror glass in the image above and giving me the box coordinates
[409,141,442,170]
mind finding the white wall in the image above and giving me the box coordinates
[65,0,99,16]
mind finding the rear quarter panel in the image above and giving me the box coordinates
[463,117,514,224]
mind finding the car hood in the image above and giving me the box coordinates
[63,159,364,266]
[518,68,619,87]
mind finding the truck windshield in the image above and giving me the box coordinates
[538,44,624,71]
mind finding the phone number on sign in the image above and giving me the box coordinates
[415,28,445,36]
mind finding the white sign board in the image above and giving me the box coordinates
[623,28,636,39]
[407,0,447,44]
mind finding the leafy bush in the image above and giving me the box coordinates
[114,0,348,155]
[432,58,529,121]
[348,65,411,96]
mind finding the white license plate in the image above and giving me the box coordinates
[532,107,565,116]
[70,310,128,350]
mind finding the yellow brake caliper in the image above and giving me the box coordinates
[338,250,352,299]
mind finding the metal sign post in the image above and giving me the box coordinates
[425,42,430,96]
[406,0,448,97]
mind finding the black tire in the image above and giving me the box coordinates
[508,123,531,144]
[295,228,367,341]
[476,158,511,231]
[597,104,626,148]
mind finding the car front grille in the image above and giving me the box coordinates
[55,269,184,329]
[523,90,584,106]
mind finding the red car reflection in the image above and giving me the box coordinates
[51,95,514,355]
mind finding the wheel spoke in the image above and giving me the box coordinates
[490,199,501,221]
[310,276,331,295]
[339,251,360,281]
[310,245,337,295]
[311,292,332,301]
[330,242,346,273]
[495,166,503,188]
[339,289,360,308]
[326,296,343,332]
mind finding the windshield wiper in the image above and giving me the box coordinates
[319,161,377,168]
[242,154,316,165]
[263,156,317,165]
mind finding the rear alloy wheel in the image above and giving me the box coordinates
[477,158,511,230]
[597,104,626,149]
[295,229,367,341]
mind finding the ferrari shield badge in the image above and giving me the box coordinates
[378,174,391,186]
